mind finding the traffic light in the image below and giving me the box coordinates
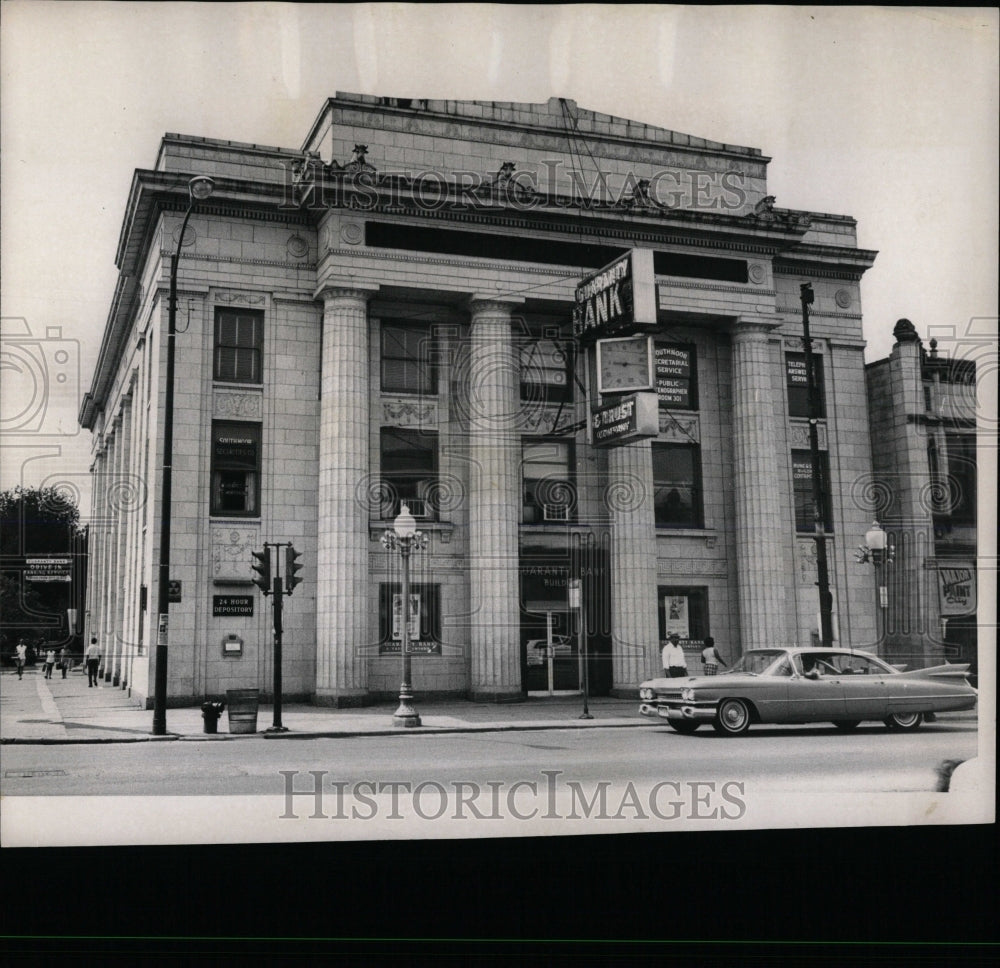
[285,545,303,594]
[251,548,271,594]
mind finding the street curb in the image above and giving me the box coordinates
[1,720,655,745]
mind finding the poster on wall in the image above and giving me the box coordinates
[663,595,690,639]
[391,593,421,641]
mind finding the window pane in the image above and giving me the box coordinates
[380,428,438,519]
[521,339,572,404]
[522,440,575,522]
[786,353,824,418]
[652,443,702,527]
[381,324,437,394]
[792,450,832,532]
[211,422,261,516]
[215,309,263,384]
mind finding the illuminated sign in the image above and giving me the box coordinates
[25,558,72,583]
[591,392,659,446]
[573,249,657,341]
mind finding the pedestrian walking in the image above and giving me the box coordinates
[662,632,689,678]
[60,646,70,679]
[43,648,56,679]
[85,637,101,687]
[15,640,28,679]
[700,636,727,676]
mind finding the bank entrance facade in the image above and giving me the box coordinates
[80,94,879,707]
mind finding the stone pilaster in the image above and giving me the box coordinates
[315,287,374,705]
[608,439,660,695]
[111,397,133,685]
[731,318,788,650]
[100,430,118,681]
[467,298,523,701]
[85,450,107,654]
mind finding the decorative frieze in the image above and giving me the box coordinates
[381,397,438,427]
[788,419,828,450]
[214,388,263,419]
[658,412,700,442]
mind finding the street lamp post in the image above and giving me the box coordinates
[855,520,895,644]
[152,175,215,736]
[380,504,429,728]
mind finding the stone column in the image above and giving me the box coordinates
[731,318,787,650]
[467,298,523,701]
[111,396,133,685]
[100,429,119,681]
[315,287,375,705]
[608,438,660,695]
[85,450,107,656]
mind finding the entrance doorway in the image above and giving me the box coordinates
[523,608,580,696]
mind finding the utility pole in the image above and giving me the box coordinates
[800,283,835,648]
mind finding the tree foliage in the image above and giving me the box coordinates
[0,485,83,556]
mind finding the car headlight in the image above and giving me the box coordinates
[681,688,695,702]
[639,687,654,701]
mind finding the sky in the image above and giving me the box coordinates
[2,3,997,513]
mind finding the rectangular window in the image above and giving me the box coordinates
[214,309,263,384]
[378,583,442,654]
[786,353,825,418]
[381,322,438,394]
[791,450,832,532]
[211,422,261,516]
[652,442,703,528]
[945,433,976,525]
[654,342,697,411]
[520,338,573,404]
[657,587,709,643]
[379,428,438,520]
[522,440,575,523]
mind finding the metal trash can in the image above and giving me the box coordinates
[201,700,225,734]
[225,688,259,734]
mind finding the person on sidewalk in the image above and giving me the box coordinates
[43,648,56,679]
[59,646,70,679]
[85,637,101,687]
[700,636,727,676]
[15,640,27,679]
[662,633,689,678]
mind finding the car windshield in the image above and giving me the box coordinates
[728,650,788,676]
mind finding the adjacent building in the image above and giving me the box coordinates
[865,319,979,678]
[80,94,882,708]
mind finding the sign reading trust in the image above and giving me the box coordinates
[573,249,657,341]
[591,392,659,446]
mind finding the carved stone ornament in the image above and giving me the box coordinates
[212,527,260,581]
[382,398,437,427]
[658,413,701,443]
[286,235,309,259]
[340,222,364,245]
[215,391,263,419]
[172,223,196,248]
[835,289,853,309]
[748,263,767,285]
[216,292,266,306]
[788,420,828,450]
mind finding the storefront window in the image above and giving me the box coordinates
[657,586,708,643]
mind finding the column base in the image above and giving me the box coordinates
[468,689,525,704]
[312,690,372,708]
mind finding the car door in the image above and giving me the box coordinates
[836,655,889,721]
[782,654,847,721]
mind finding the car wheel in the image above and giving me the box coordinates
[669,720,700,734]
[884,712,923,730]
[832,720,860,730]
[713,698,751,736]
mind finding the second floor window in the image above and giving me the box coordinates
[792,450,833,532]
[215,308,263,383]
[522,440,575,523]
[211,421,260,516]
[786,353,825,419]
[521,338,573,404]
[652,442,703,528]
[379,427,438,520]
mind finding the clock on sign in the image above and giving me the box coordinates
[596,336,655,394]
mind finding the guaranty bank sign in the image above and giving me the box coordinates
[573,249,658,341]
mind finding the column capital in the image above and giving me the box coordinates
[732,315,784,341]
[468,294,526,316]
[315,281,379,304]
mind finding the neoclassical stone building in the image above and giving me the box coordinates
[80,94,880,707]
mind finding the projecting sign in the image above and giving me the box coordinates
[573,249,657,341]
[591,392,659,446]
[938,564,976,616]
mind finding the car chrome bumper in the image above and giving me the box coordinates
[639,703,717,722]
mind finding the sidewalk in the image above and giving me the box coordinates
[0,667,647,744]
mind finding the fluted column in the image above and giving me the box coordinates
[731,318,787,649]
[467,298,523,701]
[608,439,660,695]
[111,397,133,685]
[315,287,375,705]
[100,430,118,681]
[85,451,107,654]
